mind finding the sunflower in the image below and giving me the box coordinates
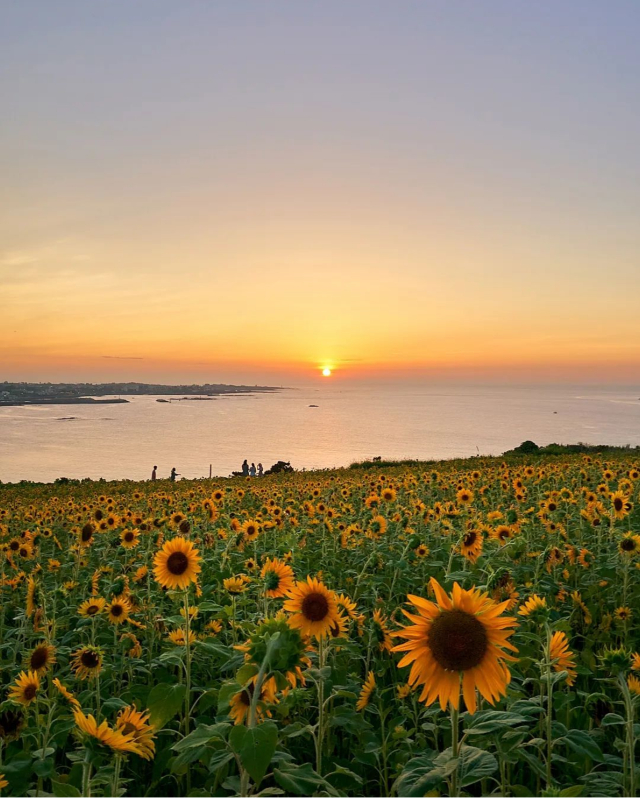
[414,544,429,558]
[329,612,349,640]
[261,558,295,599]
[618,533,640,556]
[628,674,640,696]
[73,709,141,755]
[518,594,548,618]
[7,671,40,706]
[26,576,37,617]
[168,628,197,646]
[393,578,518,714]
[244,557,258,573]
[356,671,376,711]
[456,488,474,505]
[336,593,358,619]
[372,609,395,652]
[0,710,25,742]
[283,576,340,640]
[78,597,106,617]
[611,490,631,520]
[490,525,514,545]
[26,642,56,675]
[229,677,278,725]
[615,606,632,623]
[120,529,140,549]
[550,631,577,686]
[71,646,103,680]
[241,520,261,542]
[460,529,483,561]
[115,706,156,760]
[632,652,640,671]
[224,576,250,594]
[52,678,81,709]
[107,597,131,625]
[79,522,95,546]
[153,537,201,590]
[204,619,223,636]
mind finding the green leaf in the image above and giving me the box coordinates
[208,749,235,774]
[559,786,584,797]
[564,729,605,763]
[147,682,186,729]
[457,745,498,788]
[392,752,443,797]
[230,721,278,785]
[600,713,626,726]
[172,723,230,752]
[273,762,340,796]
[51,781,82,798]
[466,710,530,735]
[236,663,259,685]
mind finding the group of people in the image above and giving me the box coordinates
[151,466,180,482]
[242,460,263,477]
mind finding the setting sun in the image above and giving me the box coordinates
[322,367,332,377]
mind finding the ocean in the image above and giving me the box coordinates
[1,383,639,483]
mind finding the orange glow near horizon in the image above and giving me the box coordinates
[2,6,640,387]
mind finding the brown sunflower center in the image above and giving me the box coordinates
[87,604,100,615]
[120,721,136,735]
[30,647,48,670]
[167,551,189,575]
[23,685,37,701]
[621,538,636,551]
[463,532,477,547]
[81,524,94,542]
[301,591,329,622]
[428,609,488,672]
[111,605,123,617]
[124,532,134,542]
[80,650,100,669]
[614,498,624,511]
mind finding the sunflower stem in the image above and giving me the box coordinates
[450,704,460,797]
[618,672,636,798]
[183,589,193,794]
[81,748,92,798]
[317,636,326,776]
[544,623,554,789]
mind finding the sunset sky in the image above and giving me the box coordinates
[2,2,640,385]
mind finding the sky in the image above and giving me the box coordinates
[1,1,640,386]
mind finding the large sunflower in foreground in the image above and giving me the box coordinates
[153,537,201,590]
[393,578,518,714]
[283,576,340,640]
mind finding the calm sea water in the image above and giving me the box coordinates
[1,384,639,483]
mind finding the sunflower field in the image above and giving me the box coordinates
[0,453,639,797]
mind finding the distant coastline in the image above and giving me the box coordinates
[0,381,285,407]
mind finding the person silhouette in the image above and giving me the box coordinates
[242,459,249,477]
[249,463,256,477]
[170,467,180,482]
[257,463,263,476]
[151,465,157,481]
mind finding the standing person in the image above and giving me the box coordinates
[257,463,263,477]
[151,465,157,481]
[242,459,249,477]
[249,462,256,477]
[170,467,180,482]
